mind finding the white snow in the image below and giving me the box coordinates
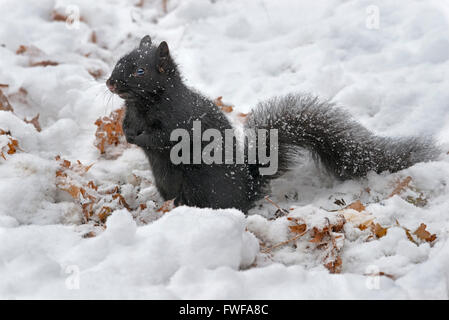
[1,0,449,299]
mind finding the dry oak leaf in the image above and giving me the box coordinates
[94,107,126,155]
[50,9,86,23]
[309,215,345,244]
[0,89,14,112]
[16,45,44,56]
[24,114,42,132]
[156,199,175,213]
[388,176,412,198]
[364,271,395,280]
[309,226,328,243]
[413,223,436,243]
[61,185,81,199]
[287,217,307,234]
[325,255,342,274]
[55,156,94,201]
[16,45,59,67]
[344,200,366,212]
[340,201,390,235]
[342,210,374,231]
[340,200,374,230]
[8,87,28,105]
[214,96,234,113]
[30,60,59,67]
[90,31,97,44]
[76,160,94,173]
[0,129,21,160]
[395,219,418,245]
[82,231,96,238]
[88,69,104,79]
[112,193,131,210]
[98,206,113,223]
[289,224,307,234]
[371,223,388,239]
[87,180,98,191]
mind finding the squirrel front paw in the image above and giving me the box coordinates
[133,131,151,147]
[123,125,143,145]
[134,130,170,150]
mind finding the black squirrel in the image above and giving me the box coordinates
[106,35,439,213]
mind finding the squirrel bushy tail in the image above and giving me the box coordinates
[246,94,439,183]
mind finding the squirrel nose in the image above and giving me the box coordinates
[106,78,117,93]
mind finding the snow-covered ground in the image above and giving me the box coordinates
[1,0,449,299]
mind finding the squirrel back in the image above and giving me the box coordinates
[107,35,440,212]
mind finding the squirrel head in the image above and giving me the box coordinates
[106,35,179,100]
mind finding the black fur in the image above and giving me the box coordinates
[107,35,439,212]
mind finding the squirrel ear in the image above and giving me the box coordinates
[156,41,170,73]
[139,35,152,48]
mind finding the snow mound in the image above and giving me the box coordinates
[0,207,258,299]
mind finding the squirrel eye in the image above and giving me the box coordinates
[135,68,145,76]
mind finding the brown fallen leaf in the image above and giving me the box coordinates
[0,129,21,159]
[90,31,97,44]
[98,206,113,223]
[309,226,328,243]
[94,107,127,158]
[82,231,96,238]
[289,224,307,234]
[364,271,395,280]
[371,223,388,239]
[0,89,14,112]
[62,185,81,199]
[16,45,28,55]
[76,160,94,173]
[214,96,234,113]
[325,255,342,274]
[51,9,85,23]
[16,45,44,56]
[287,217,307,234]
[388,176,412,198]
[51,10,68,22]
[88,69,103,79]
[157,199,175,213]
[344,200,366,212]
[413,223,436,243]
[24,114,41,132]
[112,193,131,210]
[358,224,368,231]
[87,180,98,191]
[395,219,418,245]
[7,87,28,106]
[30,60,59,67]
